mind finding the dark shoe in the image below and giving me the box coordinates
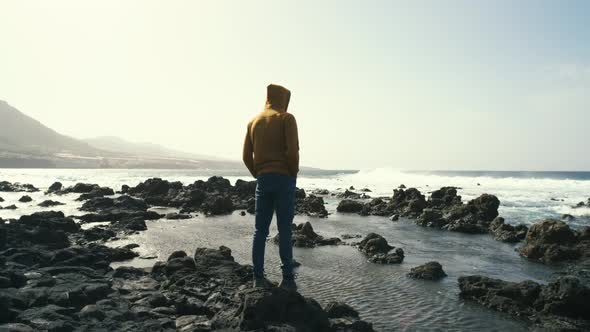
[253,276,274,289]
[279,277,297,292]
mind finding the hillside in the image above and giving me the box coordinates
[0,101,234,169]
[0,100,99,155]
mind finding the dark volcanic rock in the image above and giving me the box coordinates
[211,287,331,332]
[325,301,359,319]
[274,222,341,248]
[81,195,148,213]
[441,194,500,234]
[361,188,427,218]
[295,187,307,199]
[312,188,330,195]
[126,176,256,214]
[358,233,404,264]
[337,199,364,213]
[0,200,376,332]
[18,195,33,203]
[3,204,17,210]
[416,208,445,228]
[489,217,528,243]
[337,189,362,199]
[38,200,65,207]
[519,219,586,263]
[296,195,328,218]
[427,186,461,209]
[75,187,115,201]
[459,275,542,317]
[165,212,192,220]
[407,261,447,280]
[201,195,234,215]
[46,181,63,194]
[459,275,590,331]
[0,181,39,192]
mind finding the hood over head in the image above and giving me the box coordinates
[265,84,291,112]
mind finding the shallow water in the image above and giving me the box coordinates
[106,206,560,332]
[0,168,584,331]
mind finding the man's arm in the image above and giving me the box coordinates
[284,114,300,177]
[242,123,256,178]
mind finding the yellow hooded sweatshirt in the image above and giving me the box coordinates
[242,84,300,178]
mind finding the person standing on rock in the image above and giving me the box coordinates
[242,83,300,291]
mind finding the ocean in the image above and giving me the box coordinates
[1,168,589,331]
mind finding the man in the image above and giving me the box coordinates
[242,83,299,291]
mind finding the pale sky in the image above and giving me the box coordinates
[1,0,589,171]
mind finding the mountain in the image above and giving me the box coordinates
[83,136,226,161]
[0,100,355,175]
[0,100,98,155]
[0,100,239,169]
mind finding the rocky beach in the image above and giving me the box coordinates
[1,169,590,331]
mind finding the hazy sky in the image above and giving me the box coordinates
[1,0,589,170]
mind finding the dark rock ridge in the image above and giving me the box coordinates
[1,211,373,331]
[519,219,590,264]
[0,181,39,192]
[38,200,65,207]
[342,186,512,239]
[458,275,590,331]
[126,177,245,214]
[407,261,447,280]
[274,222,341,248]
[50,183,115,201]
[358,233,404,264]
[74,195,163,242]
[78,195,161,224]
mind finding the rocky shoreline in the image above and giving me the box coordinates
[1,177,590,331]
[0,178,375,331]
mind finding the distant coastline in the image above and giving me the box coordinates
[410,170,590,180]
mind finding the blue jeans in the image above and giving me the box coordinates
[252,173,296,278]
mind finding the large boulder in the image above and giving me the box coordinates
[416,209,445,228]
[0,181,39,192]
[212,287,331,332]
[19,211,80,234]
[46,182,63,194]
[296,195,328,218]
[458,275,542,317]
[201,195,234,215]
[274,222,341,248]
[427,187,462,209]
[18,195,33,203]
[519,219,580,263]
[440,194,501,234]
[407,261,447,280]
[336,199,364,213]
[358,233,404,264]
[459,275,590,330]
